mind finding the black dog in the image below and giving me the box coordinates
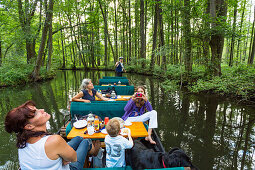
[126,140,198,170]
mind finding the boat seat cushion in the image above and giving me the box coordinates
[82,166,185,170]
[103,76,127,79]
[70,101,127,119]
[94,85,134,95]
[99,79,129,85]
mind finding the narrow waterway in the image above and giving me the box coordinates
[0,70,254,169]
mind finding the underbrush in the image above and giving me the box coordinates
[125,63,255,101]
[0,58,56,87]
[189,65,255,100]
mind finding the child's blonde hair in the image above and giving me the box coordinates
[106,118,120,137]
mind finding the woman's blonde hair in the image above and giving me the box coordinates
[106,118,120,137]
[80,79,91,90]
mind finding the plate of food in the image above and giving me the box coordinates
[123,96,131,99]
[101,129,108,134]
[124,120,132,126]
[120,128,130,135]
[73,120,87,129]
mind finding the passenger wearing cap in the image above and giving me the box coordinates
[115,57,126,77]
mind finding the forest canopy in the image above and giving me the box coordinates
[0,0,255,100]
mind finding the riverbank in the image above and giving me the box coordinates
[0,63,55,88]
[1,63,255,103]
[59,64,255,103]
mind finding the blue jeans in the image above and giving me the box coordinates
[68,136,92,170]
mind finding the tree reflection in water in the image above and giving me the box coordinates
[0,70,254,169]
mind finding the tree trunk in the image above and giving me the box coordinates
[158,0,166,71]
[134,0,139,64]
[183,0,192,72]
[128,0,131,64]
[104,7,108,66]
[46,8,53,72]
[248,25,255,65]
[209,0,227,76]
[60,28,65,68]
[32,0,53,81]
[140,0,146,67]
[17,0,39,63]
[91,26,95,68]
[229,0,237,67]
[175,0,180,64]
[236,0,247,63]
[248,6,255,65]
[0,35,2,66]
[114,0,118,62]
[150,0,159,71]
[98,0,115,62]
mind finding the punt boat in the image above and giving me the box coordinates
[58,77,188,170]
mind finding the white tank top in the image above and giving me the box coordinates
[18,135,70,170]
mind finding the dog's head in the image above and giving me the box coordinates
[163,147,199,170]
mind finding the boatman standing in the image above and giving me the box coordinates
[115,57,126,77]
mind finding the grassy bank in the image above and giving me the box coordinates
[0,62,56,88]
[61,62,255,102]
[2,59,255,103]
[124,61,255,102]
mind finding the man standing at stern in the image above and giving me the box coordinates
[115,57,126,77]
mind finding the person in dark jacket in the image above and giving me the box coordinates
[115,57,126,77]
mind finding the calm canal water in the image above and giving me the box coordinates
[0,70,254,170]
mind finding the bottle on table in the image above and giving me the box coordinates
[87,113,94,127]
[94,116,100,131]
[118,81,121,85]
[111,90,116,98]
[104,117,109,125]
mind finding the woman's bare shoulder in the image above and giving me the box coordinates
[46,135,65,145]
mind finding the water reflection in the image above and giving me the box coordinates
[0,70,254,169]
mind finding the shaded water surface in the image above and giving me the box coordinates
[0,70,254,169]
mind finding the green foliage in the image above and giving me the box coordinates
[189,65,255,100]
[161,79,179,92]
[0,56,56,87]
[126,62,255,101]
[0,57,33,86]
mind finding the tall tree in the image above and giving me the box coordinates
[17,0,40,63]
[114,0,118,62]
[46,4,53,72]
[150,0,159,71]
[0,35,2,66]
[229,0,238,67]
[236,0,247,63]
[158,0,166,71]
[247,6,255,65]
[128,0,131,64]
[98,0,115,62]
[182,0,192,72]
[209,0,228,76]
[140,0,146,67]
[32,0,54,80]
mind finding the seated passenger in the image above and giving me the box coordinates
[72,78,109,103]
[4,100,101,170]
[105,118,133,167]
[122,86,158,144]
